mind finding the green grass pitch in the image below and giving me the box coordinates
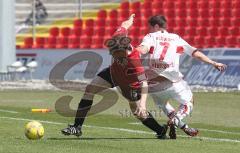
[0,90,240,153]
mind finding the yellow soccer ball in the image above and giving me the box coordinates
[25,121,44,140]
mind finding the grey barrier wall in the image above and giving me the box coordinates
[16,48,240,88]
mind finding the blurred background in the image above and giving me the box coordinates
[0,0,239,90]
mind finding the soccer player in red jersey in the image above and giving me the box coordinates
[61,14,168,139]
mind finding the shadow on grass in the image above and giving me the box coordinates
[47,137,158,141]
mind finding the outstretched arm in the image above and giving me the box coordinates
[121,14,135,30]
[192,50,227,72]
[133,80,148,119]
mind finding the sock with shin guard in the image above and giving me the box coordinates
[74,99,93,128]
[141,112,166,135]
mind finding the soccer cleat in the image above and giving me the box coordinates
[61,124,82,137]
[182,127,199,137]
[156,124,168,139]
[168,123,177,139]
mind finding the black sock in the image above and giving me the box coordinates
[141,113,165,135]
[74,99,93,128]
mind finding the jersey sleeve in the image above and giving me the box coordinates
[140,34,154,51]
[113,27,128,36]
[178,37,197,56]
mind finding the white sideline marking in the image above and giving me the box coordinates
[0,109,19,114]
[0,116,240,143]
[129,122,240,135]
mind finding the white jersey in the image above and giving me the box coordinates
[140,30,197,82]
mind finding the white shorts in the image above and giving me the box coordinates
[150,79,193,106]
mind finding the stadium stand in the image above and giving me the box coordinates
[17,0,240,49]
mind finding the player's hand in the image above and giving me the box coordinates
[134,105,148,119]
[213,62,227,72]
[121,14,135,30]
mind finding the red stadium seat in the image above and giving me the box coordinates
[97,10,107,19]
[221,9,231,18]
[205,36,216,48]
[175,2,186,9]
[209,18,220,27]
[163,1,175,9]
[95,19,106,27]
[91,37,104,49]
[120,9,129,20]
[71,27,82,38]
[232,9,240,18]
[23,37,33,48]
[83,28,94,36]
[187,19,198,27]
[226,36,237,47]
[176,9,187,18]
[199,9,209,18]
[198,1,209,9]
[175,18,187,27]
[130,27,140,38]
[131,1,141,12]
[193,37,205,48]
[164,9,175,19]
[167,19,176,28]
[210,1,221,8]
[208,27,218,36]
[198,18,210,27]
[85,19,94,27]
[219,18,231,27]
[233,0,240,8]
[60,27,71,37]
[120,1,129,10]
[215,36,226,47]
[46,37,57,48]
[142,1,152,10]
[185,27,197,36]
[73,19,83,28]
[229,27,239,36]
[174,27,185,36]
[57,37,69,49]
[187,2,198,9]
[80,37,92,49]
[142,9,152,19]
[35,37,45,48]
[231,17,240,27]
[108,19,118,28]
[184,36,195,45]
[69,37,80,48]
[152,2,163,15]
[133,19,142,27]
[187,10,198,18]
[218,27,229,36]
[94,28,105,37]
[16,45,21,49]
[209,9,221,18]
[196,27,208,36]
[109,10,118,19]
[221,1,232,8]
[49,27,59,37]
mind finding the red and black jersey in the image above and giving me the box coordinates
[110,48,146,89]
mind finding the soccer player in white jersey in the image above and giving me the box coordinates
[136,15,227,139]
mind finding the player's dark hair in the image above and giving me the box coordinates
[148,15,167,29]
[104,35,132,54]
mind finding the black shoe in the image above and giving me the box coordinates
[156,124,168,139]
[61,124,82,137]
[169,123,177,139]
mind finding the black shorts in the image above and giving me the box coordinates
[97,67,115,88]
[97,67,141,101]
